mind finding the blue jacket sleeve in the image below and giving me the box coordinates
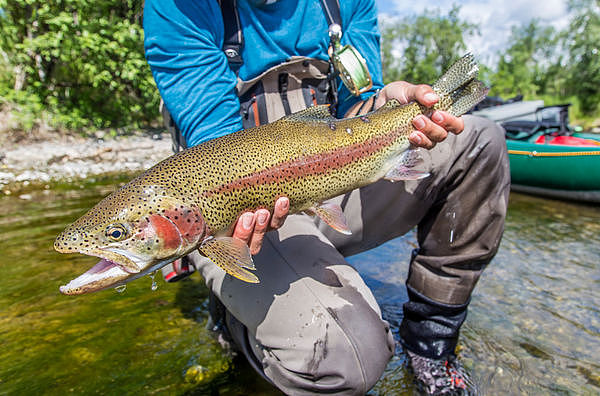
[144,0,243,147]
[337,0,384,117]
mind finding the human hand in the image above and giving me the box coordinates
[232,197,289,255]
[376,81,465,149]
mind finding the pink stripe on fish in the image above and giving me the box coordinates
[204,128,405,197]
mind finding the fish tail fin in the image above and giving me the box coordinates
[447,80,490,117]
[431,53,488,116]
[432,53,479,96]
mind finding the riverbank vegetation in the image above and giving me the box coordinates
[381,0,600,128]
[0,0,598,136]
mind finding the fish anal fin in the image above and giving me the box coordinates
[384,148,430,181]
[199,237,259,283]
[310,202,352,235]
[385,167,430,182]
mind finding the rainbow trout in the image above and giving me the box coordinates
[55,54,487,294]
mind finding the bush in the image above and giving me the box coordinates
[0,0,161,133]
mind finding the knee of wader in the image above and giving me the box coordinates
[468,116,509,162]
[260,315,395,395]
[462,116,511,188]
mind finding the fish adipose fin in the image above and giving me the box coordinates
[199,237,259,283]
[384,148,430,181]
[282,105,336,123]
[306,202,352,235]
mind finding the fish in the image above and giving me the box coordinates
[55,54,488,295]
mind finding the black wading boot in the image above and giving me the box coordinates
[407,350,477,395]
[400,286,479,395]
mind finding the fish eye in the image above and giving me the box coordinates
[106,224,127,241]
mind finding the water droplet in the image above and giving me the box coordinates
[115,285,126,293]
[345,127,353,135]
[450,229,454,243]
[150,270,158,291]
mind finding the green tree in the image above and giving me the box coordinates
[489,21,560,100]
[380,6,477,85]
[0,0,160,131]
[564,0,600,115]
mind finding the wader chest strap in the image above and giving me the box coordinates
[319,0,342,29]
[236,57,332,129]
[218,0,244,72]
[219,0,342,72]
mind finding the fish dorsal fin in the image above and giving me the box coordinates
[306,202,352,235]
[199,237,259,283]
[381,99,402,110]
[282,105,336,123]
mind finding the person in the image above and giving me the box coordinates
[143,0,510,394]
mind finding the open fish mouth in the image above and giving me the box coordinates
[59,257,132,295]
[59,247,170,295]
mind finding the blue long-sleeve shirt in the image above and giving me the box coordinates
[144,0,383,147]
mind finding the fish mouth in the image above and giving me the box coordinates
[59,257,131,295]
[58,249,150,295]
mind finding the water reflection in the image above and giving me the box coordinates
[0,177,598,395]
[351,192,600,395]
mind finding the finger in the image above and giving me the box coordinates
[248,209,270,255]
[431,111,464,135]
[232,212,255,244]
[413,115,448,144]
[270,197,289,229]
[375,81,412,108]
[413,84,439,107]
[409,130,435,149]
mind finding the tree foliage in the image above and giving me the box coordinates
[564,0,600,114]
[0,0,160,131]
[380,4,600,119]
[380,6,477,85]
[0,2,599,133]
[488,21,560,99]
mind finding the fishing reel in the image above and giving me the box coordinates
[328,24,373,96]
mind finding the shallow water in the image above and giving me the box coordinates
[0,176,598,395]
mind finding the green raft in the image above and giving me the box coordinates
[501,105,600,203]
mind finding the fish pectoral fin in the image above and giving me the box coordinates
[199,237,259,283]
[308,202,352,235]
[384,148,430,182]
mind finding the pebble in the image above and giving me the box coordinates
[0,134,172,187]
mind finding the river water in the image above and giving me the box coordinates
[0,175,598,395]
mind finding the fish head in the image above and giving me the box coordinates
[55,184,207,295]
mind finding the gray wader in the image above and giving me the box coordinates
[183,115,510,395]
[159,3,510,393]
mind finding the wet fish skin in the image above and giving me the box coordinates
[54,54,488,294]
